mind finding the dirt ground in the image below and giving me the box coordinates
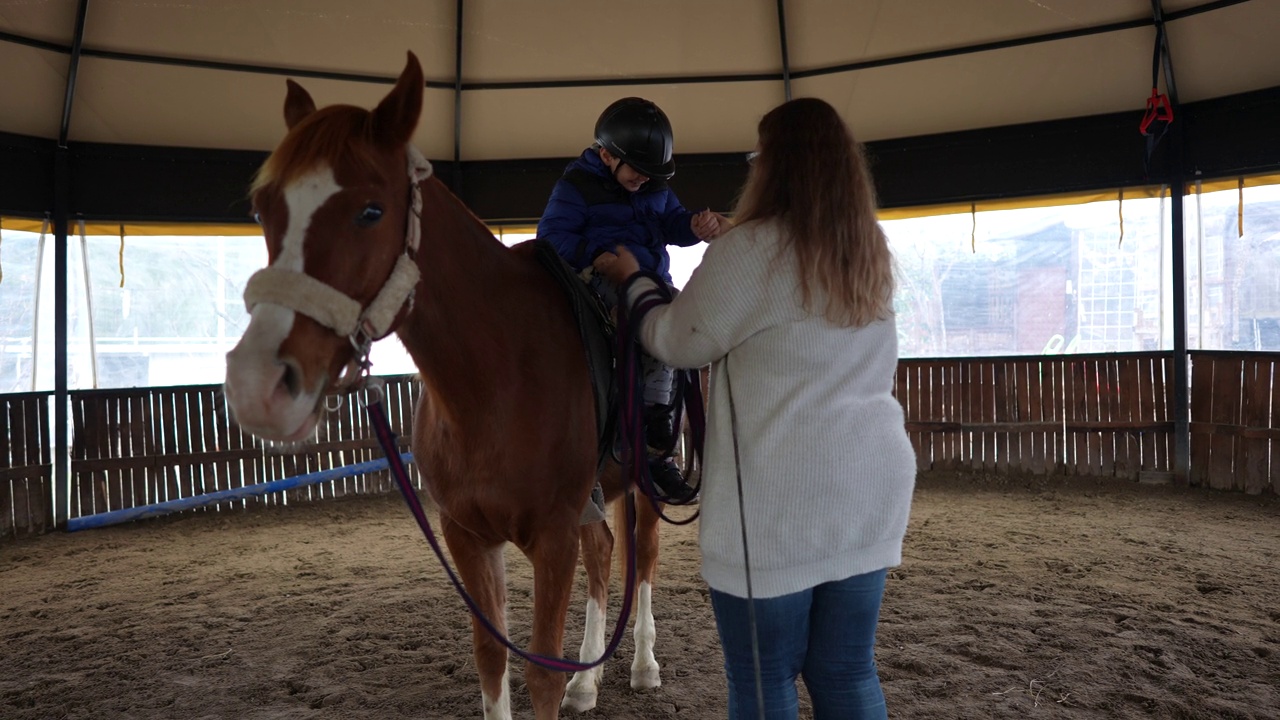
[3,473,1278,720]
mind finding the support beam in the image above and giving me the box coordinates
[775,0,792,102]
[58,0,90,148]
[1152,0,1191,483]
[52,148,69,530]
[51,0,89,529]
[452,0,465,199]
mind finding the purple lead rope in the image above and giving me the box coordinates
[366,397,637,673]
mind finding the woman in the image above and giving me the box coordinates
[597,97,916,719]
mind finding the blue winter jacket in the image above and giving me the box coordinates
[538,148,702,283]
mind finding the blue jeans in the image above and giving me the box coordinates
[709,569,889,720]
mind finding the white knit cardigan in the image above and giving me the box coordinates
[627,218,917,598]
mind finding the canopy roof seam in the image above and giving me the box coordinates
[0,0,1252,92]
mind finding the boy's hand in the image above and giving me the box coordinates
[594,246,641,285]
[692,209,730,241]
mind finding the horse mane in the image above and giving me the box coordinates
[252,105,386,192]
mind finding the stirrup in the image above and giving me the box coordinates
[578,483,606,525]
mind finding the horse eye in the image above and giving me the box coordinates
[252,211,262,225]
[356,204,384,228]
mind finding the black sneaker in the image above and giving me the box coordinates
[648,457,698,503]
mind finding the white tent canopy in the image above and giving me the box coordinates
[2,0,1277,163]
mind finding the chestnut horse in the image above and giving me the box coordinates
[223,52,666,719]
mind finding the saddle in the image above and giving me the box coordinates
[530,240,617,469]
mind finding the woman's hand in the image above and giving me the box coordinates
[594,246,641,285]
[692,209,731,241]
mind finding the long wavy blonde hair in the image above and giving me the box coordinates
[733,98,893,327]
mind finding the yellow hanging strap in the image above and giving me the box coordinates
[0,216,5,285]
[1117,189,1125,247]
[1237,177,1245,238]
[970,202,977,253]
[118,224,126,288]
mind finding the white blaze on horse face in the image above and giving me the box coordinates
[278,167,342,272]
[224,167,342,441]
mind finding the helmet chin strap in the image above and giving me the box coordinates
[242,146,433,389]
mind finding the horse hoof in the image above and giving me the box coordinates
[630,664,661,690]
[561,688,598,713]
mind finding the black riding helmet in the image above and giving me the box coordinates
[594,97,676,181]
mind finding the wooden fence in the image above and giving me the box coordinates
[1,376,420,539]
[3,353,1277,539]
[1189,351,1280,494]
[1,391,52,538]
[895,352,1176,478]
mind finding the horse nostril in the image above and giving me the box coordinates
[279,359,303,398]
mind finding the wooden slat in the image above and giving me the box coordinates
[913,363,928,472]
[982,361,996,471]
[183,387,205,498]
[1041,359,1057,474]
[0,478,13,537]
[993,361,1011,473]
[70,396,88,518]
[1120,357,1141,478]
[1208,357,1241,490]
[128,394,148,508]
[1237,359,1267,494]
[199,388,220,501]
[1066,359,1083,474]
[160,390,181,503]
[0,398,13,534]
[1085,359,1103,476]
[11,396,30,470]
[962,360,976,470]
[1009,360,1027,473]
[1272,359,1280,495]
[1137,357,1157,471]
[1095,359,1111,476]
[11,474,30,537]
[0,395,12,472]
[1025,360,1044,474]
[933,362,947,469]
[1157,355,1173,472]
[1189,355,1213,484]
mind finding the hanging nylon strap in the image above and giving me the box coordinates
[617,271,704,525]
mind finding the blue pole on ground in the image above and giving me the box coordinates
[65,453,415,532]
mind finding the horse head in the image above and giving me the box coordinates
[224,52,427,442]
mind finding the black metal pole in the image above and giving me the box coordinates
[53,148,70,529]
[59,0,90,148]
[1152,0,1189,483]
[453,0,464,199]
[52,0,89,529]
[775,0,792,101]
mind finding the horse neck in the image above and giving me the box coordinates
[394,177,523,409]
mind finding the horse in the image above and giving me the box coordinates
[223,52,667,720]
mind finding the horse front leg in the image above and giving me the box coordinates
[526,529,581,720]
[563,519,614,712]
[441,517,511,720]
[630,497,662,689]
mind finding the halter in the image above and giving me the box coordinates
[242,146,433,383]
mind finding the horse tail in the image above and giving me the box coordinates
[612,492,636,619]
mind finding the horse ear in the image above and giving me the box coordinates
[284,80,317,130]
[372,51,424,147]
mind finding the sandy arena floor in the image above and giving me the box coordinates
[3,472,1278,719]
